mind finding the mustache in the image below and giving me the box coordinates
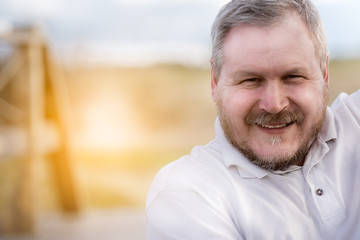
[245,110,304,126]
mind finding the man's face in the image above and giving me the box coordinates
[211,12,329,171]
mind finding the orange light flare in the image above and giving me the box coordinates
[74,90,144,152]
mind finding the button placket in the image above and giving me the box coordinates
[306,167,345,229]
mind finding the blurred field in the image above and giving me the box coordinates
[328,59,360,102]
[34,59,360,210]
[0,59,359,239]
[65,64,216,209]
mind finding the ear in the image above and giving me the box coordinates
[323,55,330,86]
[210,58,218,102]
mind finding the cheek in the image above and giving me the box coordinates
[223,97,249,120]
[290,84,327,112]
[223,90,257,111]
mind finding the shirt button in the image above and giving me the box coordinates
[316,189,324,196]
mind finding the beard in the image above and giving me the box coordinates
[217,91,328,171]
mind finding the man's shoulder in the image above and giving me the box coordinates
[331,90,360,112]
[146,141,230,206]
[150,141,225,188]
[330,90,360,124]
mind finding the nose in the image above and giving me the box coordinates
[258,81,289,114]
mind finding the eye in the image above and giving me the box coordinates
[241,78,260,84]
[238,78,262,87]
[287,75,301,79]
[284,74,304,84]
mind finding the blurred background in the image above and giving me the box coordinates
[0,0,359,239]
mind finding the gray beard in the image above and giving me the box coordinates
[232,135,313,171]
[217,82,329,171]
[219,107,327,171]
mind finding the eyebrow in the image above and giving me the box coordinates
[282,67,310,76]
[234,70,262,80]
[234,67,309,79]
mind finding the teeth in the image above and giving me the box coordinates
[259,123,288,129]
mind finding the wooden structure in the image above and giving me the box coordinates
[0,26,79,234]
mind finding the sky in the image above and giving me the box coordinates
[0,0,360,66]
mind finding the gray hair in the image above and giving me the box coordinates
[211,0,328,79]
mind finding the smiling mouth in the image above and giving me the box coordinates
[256,122,293,129]
[246,110,304,130]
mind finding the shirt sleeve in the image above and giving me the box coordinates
[331,90,360,125]
[146,190,242,240]
[344,90,360,124]
[350,90,360,115]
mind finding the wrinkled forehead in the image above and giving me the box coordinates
[221,12,320,73]
[223,11,319,58]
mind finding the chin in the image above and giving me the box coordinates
[237,140,309,171]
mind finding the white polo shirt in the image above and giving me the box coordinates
[146,91,360,240]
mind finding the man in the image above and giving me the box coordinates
[146,0,360,239]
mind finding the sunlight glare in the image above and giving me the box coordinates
[76,92,143,151]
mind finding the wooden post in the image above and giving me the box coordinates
[0,26,79,234]
[3,29,44,234]
[43,45,80,213]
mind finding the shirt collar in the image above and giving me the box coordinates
[214,107,337,179]
[215,117,269,179]
[319,107,337,143]
[301,107,337,174]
